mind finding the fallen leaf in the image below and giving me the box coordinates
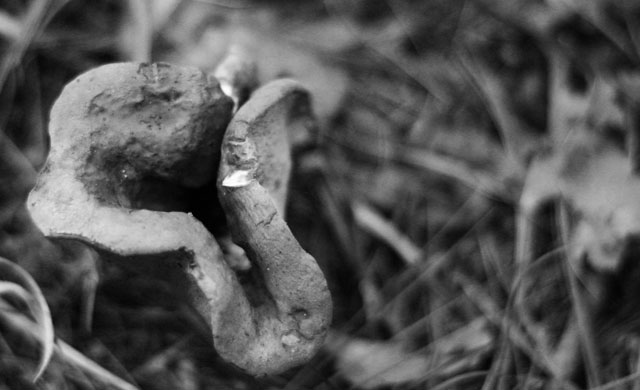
[326,321,493,389]
[326,333,430,389]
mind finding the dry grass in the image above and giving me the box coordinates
[2,0,640,389]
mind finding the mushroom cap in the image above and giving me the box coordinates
[28,63,236,330]
[47,62,233,202]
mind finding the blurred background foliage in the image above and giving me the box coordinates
[3,0,640,389]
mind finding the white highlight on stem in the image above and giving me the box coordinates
[222,169,254,187]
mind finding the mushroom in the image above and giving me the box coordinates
[27,62,332,375]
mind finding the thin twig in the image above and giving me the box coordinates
[0,10,21,41]
[352,201,422,265]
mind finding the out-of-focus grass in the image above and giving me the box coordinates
[2,0,640,389]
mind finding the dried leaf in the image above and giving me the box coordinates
[158,5,347,123]
[327,322,493,389]
[326,333,430,389]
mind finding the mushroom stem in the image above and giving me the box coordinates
[214,180,331,374]
[212,78,331,374]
